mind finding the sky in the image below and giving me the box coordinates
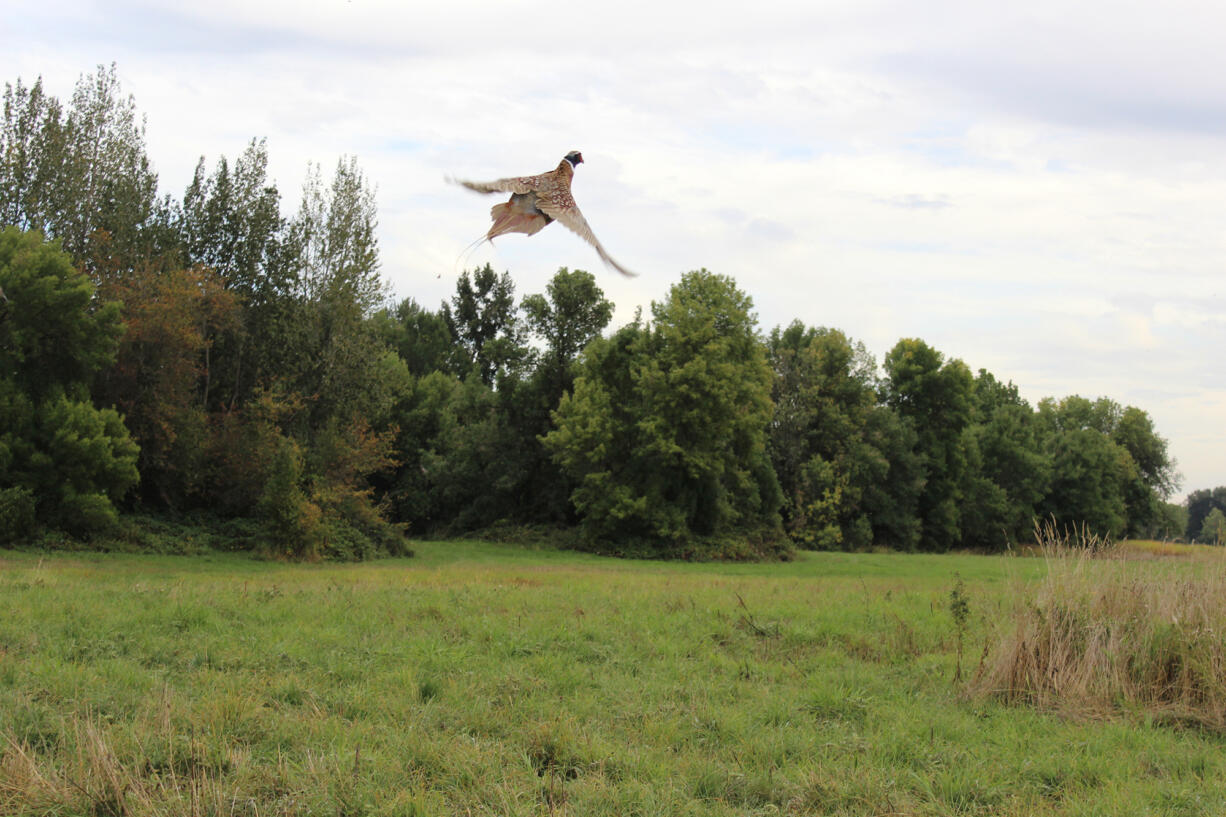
[8,0,1225,501]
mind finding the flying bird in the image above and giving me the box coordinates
[451,151,637,277]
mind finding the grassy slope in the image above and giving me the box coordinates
[1,543,1223,816]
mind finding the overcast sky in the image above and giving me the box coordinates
[8,0,1225,500]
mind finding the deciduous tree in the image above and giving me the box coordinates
[1186,487,1226,543]
[94,264,239,505]
[373,298,454,377]
[443,264,524,386]
[547,270,783,556]
[1203,507,1226,546]
[766,322,881,549]
[958,370,1050,549]
[883,338,973,551]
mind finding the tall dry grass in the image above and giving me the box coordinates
[1,716,238,817]
[969,520,1226,730]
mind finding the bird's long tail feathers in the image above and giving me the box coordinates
[452,234,491,277]
[450,200,549,277]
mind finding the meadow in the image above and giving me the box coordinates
[3,541,1226,816]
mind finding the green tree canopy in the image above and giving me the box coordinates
[521,267,613,398]
[958,370,1051,548]
[883,338,974,551]
[373,297,454,378]
[0,226,123,399]
[766,321,881,549]
[1036,395,1176,538]
[1203,507,1226,546]
[443,264,525,386]
[1186,487,1226,543]
[1040,426,1130,538]
[0,228,138,536]
[180,138,286,299]
[0,65,165,270]
[547,269,783,557]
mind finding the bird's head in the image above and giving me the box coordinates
[564,151,584,167]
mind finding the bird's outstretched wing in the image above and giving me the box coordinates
[449,174,542,195]
[538,199,637,277]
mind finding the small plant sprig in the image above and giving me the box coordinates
[949,574,970,683]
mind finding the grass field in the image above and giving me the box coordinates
[2,541,1225,816]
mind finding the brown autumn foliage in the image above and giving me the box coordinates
[94,254,240,504]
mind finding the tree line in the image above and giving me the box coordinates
[0,65,1204,559]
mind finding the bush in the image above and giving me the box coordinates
[570,527,793,562]
[0,486,37,544]
[109,514,235,554]
[315,512,412,561]
[258,437,322,559]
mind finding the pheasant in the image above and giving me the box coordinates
[452,151,637,277]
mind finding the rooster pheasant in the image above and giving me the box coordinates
[452,151,636,277]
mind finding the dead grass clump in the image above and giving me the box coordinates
[969,521,1226,730]
[1032,517,1121,559]
[1,716,238,817]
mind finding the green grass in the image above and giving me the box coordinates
[2,542,1224,816]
